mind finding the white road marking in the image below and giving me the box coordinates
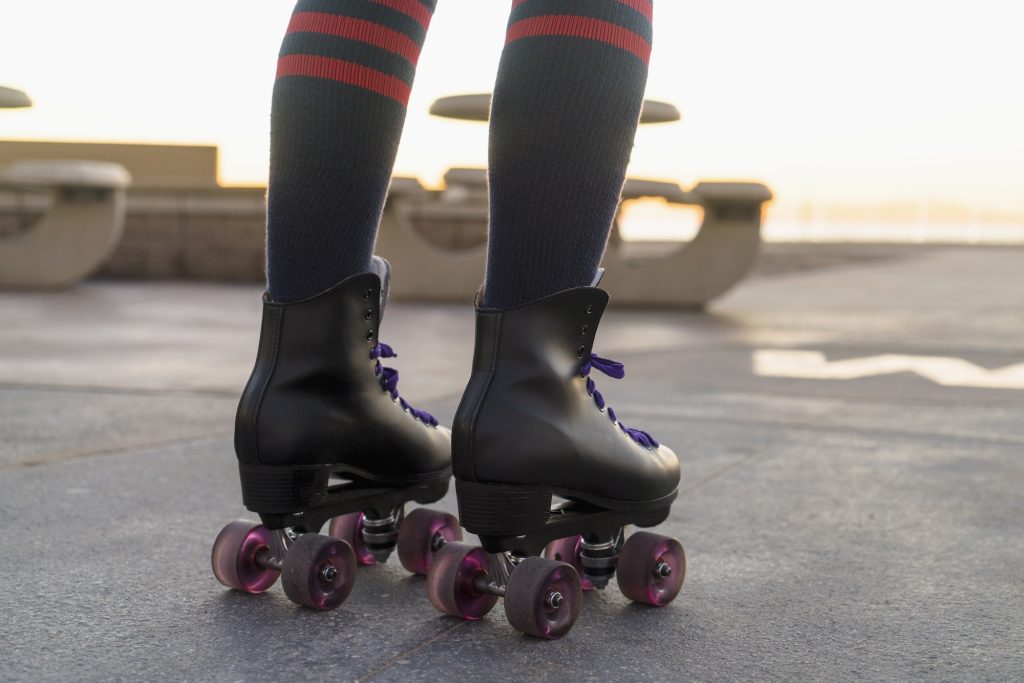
[753,350,1024,390]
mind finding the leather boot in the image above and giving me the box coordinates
[235,256,451,518]
[453,284,679,535]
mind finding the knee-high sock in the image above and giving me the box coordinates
[266,0,436,302]
[484,0,653,309]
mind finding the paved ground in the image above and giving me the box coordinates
[1,245,1021,681]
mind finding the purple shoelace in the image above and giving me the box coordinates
[370,342,439,427]
[582,352,660,449]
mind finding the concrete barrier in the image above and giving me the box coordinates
[0,162,771,306]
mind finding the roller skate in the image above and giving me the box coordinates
[212,257,460,610]
[427,279,684,638]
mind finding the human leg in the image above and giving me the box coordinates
[267,0,436,302]
[483,0,654,308]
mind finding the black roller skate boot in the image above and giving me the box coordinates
[212,257,460,611]
[427,276,684,638]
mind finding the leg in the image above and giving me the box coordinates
[266,0,436,302]
[484,0,654,308]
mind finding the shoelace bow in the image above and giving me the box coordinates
[370,342,438,426]
[582,352,659,449]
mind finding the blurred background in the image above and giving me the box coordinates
[3,0,1022,245]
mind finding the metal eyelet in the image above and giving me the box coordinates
[579,324,589,335]
[577,345,586,358]
[585,304,594,314]
[366,330,374,342]
[364,309,373,321]
[363,288,373,300]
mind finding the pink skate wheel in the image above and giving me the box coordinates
[328,512,376,566]
[211,520,279,594]
[543,535,595,591]
[617,531,685,607]
[281,534,357,611]
[396,508,463,575]
[504,557,582,640]
[427,542,498,620]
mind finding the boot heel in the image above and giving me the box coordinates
[456,480,552,536]
[238,463,327,514]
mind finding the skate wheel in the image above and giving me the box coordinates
[504,557,582,640]
[617,531,685,607]
[211,520,279,594]
[427,542,498,620]
[543,535,595,591]
[281,534,357,610]
[328,512,376,566]
[396,508,462,575]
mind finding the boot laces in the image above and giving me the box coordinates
[582,352,659,449]
[370,342,438,427]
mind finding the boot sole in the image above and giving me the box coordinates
[239,462,451,532]
[456,479,677,555]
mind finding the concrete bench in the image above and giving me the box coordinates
[0,159,132,288]
[376,169,771,307]
[603,179,773,306]
[376,174,489,298]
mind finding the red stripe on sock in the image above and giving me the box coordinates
[288,12,423,65]
[276,54,411,105]
[617,0,653,22]
[371,0,433,30]
[511,0,653,23]
[506,15,651,64]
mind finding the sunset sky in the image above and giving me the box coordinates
[2,0,1022,222]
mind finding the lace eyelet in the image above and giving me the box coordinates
[585,304,594,314]
[577,345,586,358]
[579,324,589,335]
[366,330,375,342]
[363,288,373,300]
[364,309,373,321]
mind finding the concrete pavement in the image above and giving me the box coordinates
[1,245,1021,681]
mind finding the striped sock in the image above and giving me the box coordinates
[483,0,653,309]
[266,0,436,302]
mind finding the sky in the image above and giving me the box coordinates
[2,0,1023,223]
